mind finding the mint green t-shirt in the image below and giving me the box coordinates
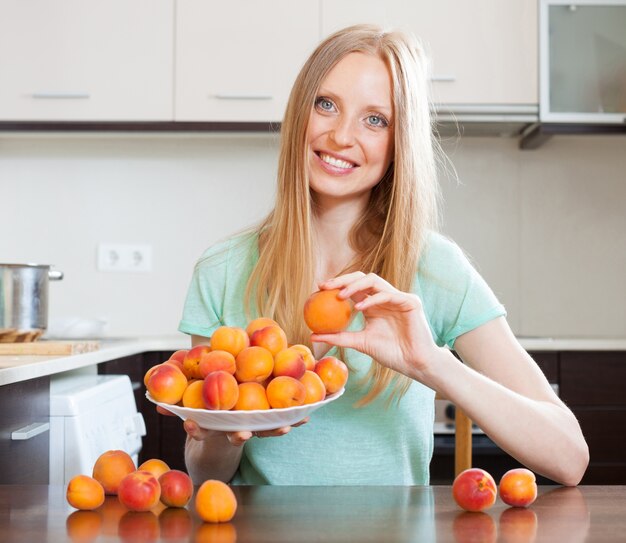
[178,231,506,485]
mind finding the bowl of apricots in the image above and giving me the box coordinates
[145,315,349,432]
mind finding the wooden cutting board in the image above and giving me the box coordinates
[0,340,100,356]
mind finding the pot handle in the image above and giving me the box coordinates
[48,270,64,281]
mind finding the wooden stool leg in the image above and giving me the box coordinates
[455,407,472,476]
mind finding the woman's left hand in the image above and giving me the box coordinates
[311,272,442,379]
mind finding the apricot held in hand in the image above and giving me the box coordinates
[452,468,498,512]
[499,468,538,508]
[303,288,352,334]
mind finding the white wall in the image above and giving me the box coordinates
[1,132,624,339]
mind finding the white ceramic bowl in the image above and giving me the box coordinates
[146,388,345,432]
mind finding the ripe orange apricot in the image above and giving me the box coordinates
[202,370,239,410]
[181,380,205,409]
[92,450,136,495]
[198,350,236,378]
[303,288,352,334]
[452,468,498,512]
[117,471,161,512]
[234,382,270,410]
[195,480,238,523]
[266,376,306,408]
[246,317,279,337]
[235,346,274,383]
[159,470,194,508]
[138,458,170,480]
[210,326,249,357]
[290,344,316,371]
[300,370,326,404]
[67,475,105,511]
[273,347,306,379]
[499,468,538,508]
[314,356,349,394]
[147,364,188,405]
[250,324,289,356]
[183,345,211,379]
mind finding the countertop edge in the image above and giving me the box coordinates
[1,335,626,386]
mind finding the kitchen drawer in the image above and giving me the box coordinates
[560,351,626,406]
[0,376,50,484]
[530,351,559,383]
[572,409,626,464]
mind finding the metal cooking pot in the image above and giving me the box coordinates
[0,263,64,342]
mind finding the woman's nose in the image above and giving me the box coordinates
[329,116,357,147]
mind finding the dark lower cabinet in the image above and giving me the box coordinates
[0,377,50,484]
[560,351,626,484]
[98,351,187,471]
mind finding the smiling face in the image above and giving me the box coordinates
[306,52,394,206]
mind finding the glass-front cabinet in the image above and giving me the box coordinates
[540,0,626,123]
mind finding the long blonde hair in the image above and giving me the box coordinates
[246,24,442,405]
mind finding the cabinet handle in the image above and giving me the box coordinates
[214,94,273,100]
[31,92,91,99]
[430,76,457,82]
[11,422,50,441]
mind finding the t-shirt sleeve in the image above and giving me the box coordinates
[178,244,230,338]
[418,233,507,349]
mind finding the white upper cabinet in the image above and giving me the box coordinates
[175,0,320,122]
[0,0,174,121]
[321,0,538,106]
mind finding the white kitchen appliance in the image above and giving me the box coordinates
[49,373,146,486]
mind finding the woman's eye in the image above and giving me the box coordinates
[367,115,388,128]
[315,97,335,111]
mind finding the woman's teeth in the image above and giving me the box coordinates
[319,153,354,169]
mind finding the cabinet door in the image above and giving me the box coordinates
[0,0,173,121]
[0,377,50,484]
[321,0,538,105]
[175,0,320,122]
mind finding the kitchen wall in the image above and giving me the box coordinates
[1,132,624,339]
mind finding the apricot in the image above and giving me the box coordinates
[266,376,306,408]
[210,326,249,357]
[314,356,349,394]
[246,317,279,337]
[300,370,327,404]
[273,347,306,379]
[290,344,316,371]
[234,346,274,383]
[234,382,271,410]
[158,469,194,508]
[181,380,205,409]
[202,370,239,410]
[147,364,188,405]
[117,471,161,512]
[66,510,103,543]
[183,345,211,379]
[66,475,105,511]
[169,349,189,365]
[138,458,170,480]
[163,358,184,373]
[249,324,288,356]
[143,364,163,388]
[195,480,238,523]
[92,450,136,495]
[198,349,236,378]
[303,288,352,334]
[499,468,538,508]
[452,468,498,512]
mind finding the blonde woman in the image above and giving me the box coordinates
[177,25,588,486]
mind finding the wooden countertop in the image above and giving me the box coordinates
[1,335,625,387]
[0,485,624,542]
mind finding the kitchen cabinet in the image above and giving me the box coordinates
[0,0,173,121]
[560,351,626,484]
[98,351,187,471]
[0,376,50,484]
[320,0,538,106]
[175,0,320,122]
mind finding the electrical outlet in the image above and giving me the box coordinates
[97,243,152,272]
